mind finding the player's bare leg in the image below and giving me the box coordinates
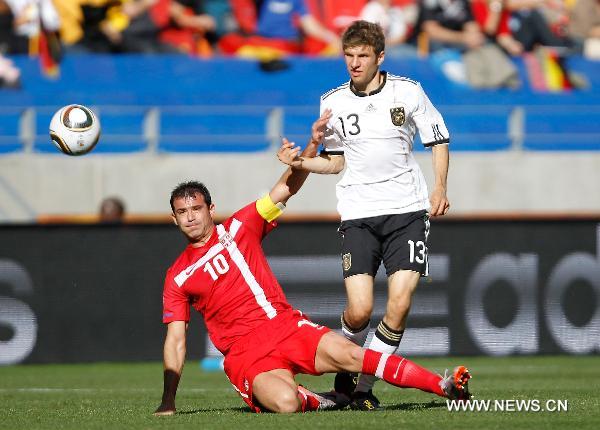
[314,331,472,402]
[353,269,420,409]
[385,269,421,330]
[343,274,374,328]
[334,274,373,403]
[315,331,365,373]
[253,369,300,413]
[252,368,345,413]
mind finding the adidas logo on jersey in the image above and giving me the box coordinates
[365,103,377,113]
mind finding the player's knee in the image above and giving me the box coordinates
[349,344,364,361]
[270,390,300,413]
[345,307,372,328]
[334,339,365,369]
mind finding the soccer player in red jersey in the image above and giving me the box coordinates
[154,114,471,415]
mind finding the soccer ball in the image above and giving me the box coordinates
[49,104,101,156]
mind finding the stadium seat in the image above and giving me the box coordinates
[282,107,317,147]
[523,108,600,151]
[0,110,22,153]
[159,108,273,152]
[93,108,147,153]
[1,56,599,155]
[33,108,59,154]
[417,107,512,151]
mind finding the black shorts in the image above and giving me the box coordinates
[338,210,430,278]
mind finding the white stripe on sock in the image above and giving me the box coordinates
[356,336,399,392]
[374,353,391,379]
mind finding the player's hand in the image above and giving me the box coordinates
[277,138,302,168]
[429,187,450,217]
[190,14,217,32]
[153,402,176,416]
[462,29,485,49]
[310,109,332,147]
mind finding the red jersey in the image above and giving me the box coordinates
[471,0,511,37]
[162,201,292,355]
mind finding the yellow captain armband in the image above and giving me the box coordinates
[256,194,285,222]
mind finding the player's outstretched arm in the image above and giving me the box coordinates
[269,138,311,206]
[429,144,450,217]
[277,109,345,175]
[277,141,344,175]
[154,321,187,416]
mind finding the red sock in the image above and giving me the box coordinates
[362,349,445,397]
[297,386,320,412]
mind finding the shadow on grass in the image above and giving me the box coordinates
[177,406,250,414]
[177,401,446,414]
[384,401,446,411]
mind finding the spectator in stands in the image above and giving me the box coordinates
[219,0,341,58]
[101,0,166,53]
[415,0,520,88]
[0,0,60,54]
[151,0,217,56]
[0,53,21,88]
[54,0,133,53]
[51,0,84,47]
[0,0,18,53]
[471,0,524,55]
[416,0,486,53]
[568,0,600,58]
[505,0,574,52]
[360,0,420,56]
[56,0,172,54]
[99,196,126,224]
[58,0,219,55]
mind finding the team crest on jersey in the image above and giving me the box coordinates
[342,253,352,272]
[390,107,405,126]
[219,231,233,247]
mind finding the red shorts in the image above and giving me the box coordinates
[223,309,330,412]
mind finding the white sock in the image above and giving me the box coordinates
[340,314,370,346]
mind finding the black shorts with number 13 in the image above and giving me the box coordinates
[338,210,430,279]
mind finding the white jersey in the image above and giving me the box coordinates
[320,72,449,221]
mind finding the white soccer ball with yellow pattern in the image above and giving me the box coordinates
[49,104,101,156]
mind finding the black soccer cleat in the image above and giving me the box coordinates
[349,390,381,411]
[334,372,358,398]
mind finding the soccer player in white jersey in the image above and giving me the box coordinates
[277,20,450,410]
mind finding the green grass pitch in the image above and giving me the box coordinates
[1,356,599,430]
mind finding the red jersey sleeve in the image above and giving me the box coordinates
[229,201,277,241]
[162,268,190,324]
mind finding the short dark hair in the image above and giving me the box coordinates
[170,181,212,212]
[342,20,385,56]
[99,197,126,223]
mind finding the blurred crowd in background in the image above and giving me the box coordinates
[0,0,599,89]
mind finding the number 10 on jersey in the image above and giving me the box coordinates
[204,254,230,280]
